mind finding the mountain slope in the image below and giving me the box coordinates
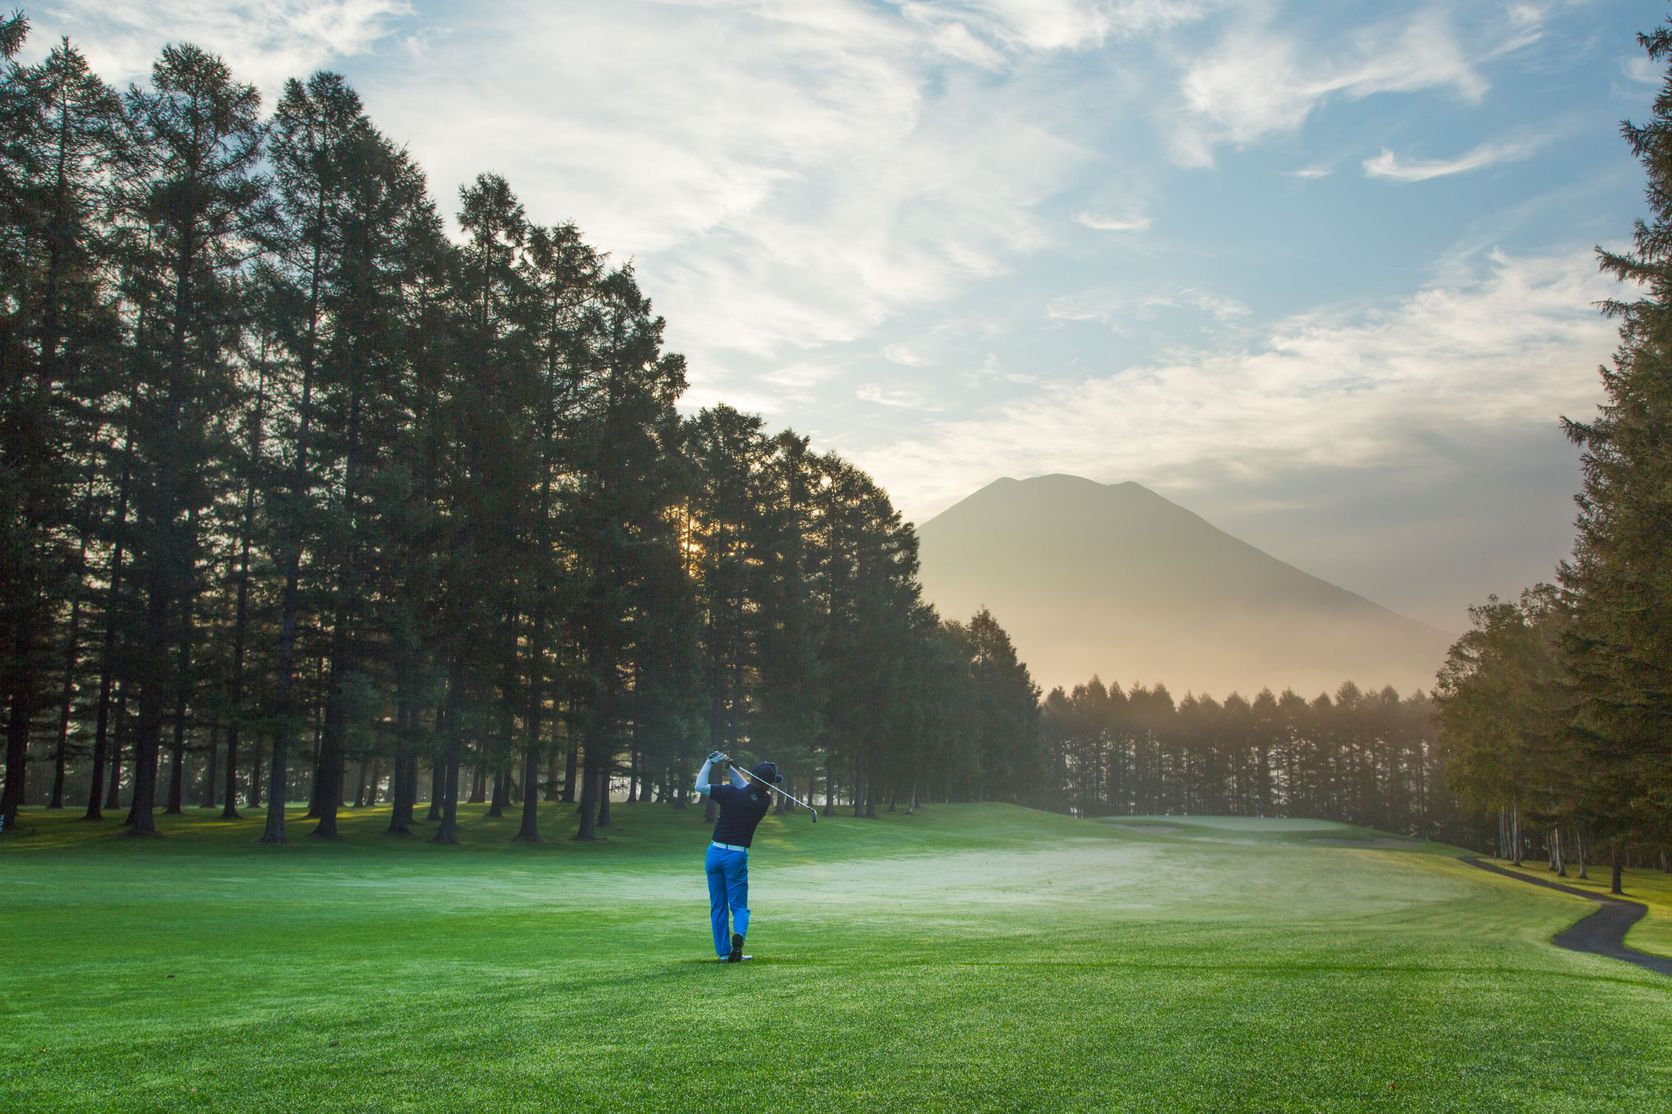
[915,474,1452,698]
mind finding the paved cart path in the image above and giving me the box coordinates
[1464,857,1672,977]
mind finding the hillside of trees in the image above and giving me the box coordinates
[1431,25,1672,890]
[0,15,1046,842]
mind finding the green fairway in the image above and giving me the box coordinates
[2,805,1668,1113]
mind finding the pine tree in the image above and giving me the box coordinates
[1560,23,1672,864]
[119,44,267,836]
[1,27,127,832]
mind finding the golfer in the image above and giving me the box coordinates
[694,751,780,962]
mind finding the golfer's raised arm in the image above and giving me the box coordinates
[694,757,715,797]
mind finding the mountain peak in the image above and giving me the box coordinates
[917,474,1447,697]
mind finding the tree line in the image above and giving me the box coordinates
[1038,678,1480,843]
[0,15,1047,842]
[1431,24,1672,892]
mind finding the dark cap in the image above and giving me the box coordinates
[751,761,782,785]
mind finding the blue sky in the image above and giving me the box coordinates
[24,0,1660,629]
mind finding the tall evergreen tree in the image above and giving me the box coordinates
[1,27,126,832]
[120,44,267,836]
[1561,23,1672,863]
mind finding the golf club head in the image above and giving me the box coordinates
[809,808,818,823]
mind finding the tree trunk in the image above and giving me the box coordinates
[562,739,578,804]
[1576,826,1588,880]
[432,743,460,845]
[104,681,127,810]
[1610,839,1623,896]
[514,738,543,844]
[426,758,443,821]
[86,417,138,821]
[597,761,613,829]
[1552,825,1565,877]
[167,581,193,814]
[433,665,464,844]
[1,681,31,834]
[574,730,602,843]
[49,503,92,811]
[125,557,172,836]
[386,696,413,836]
[248,735,263,809]
[201,725,218,808]
[48,736,67,810]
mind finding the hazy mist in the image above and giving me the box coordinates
[917,474,1454,699]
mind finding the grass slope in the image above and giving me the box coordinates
[2,805,1668,1113]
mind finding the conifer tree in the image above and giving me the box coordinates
[1,26,126,831]
[121,44,267,836]
[1561,23,1672,867]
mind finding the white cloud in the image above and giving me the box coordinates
[884,344,933,367]
[858,383,938,410]
[1364,136,1546,181]
[760,362,842,390]
[1047,284,1247,325]
[1283,163,1332,179]
[352,1,1088,367]
[864,249,1618,521]
[33,0,410,96]
[1622,53,1661,88]
[1076,211,1152,231]
[1170,7,1488,166]
[905,0,1220,57]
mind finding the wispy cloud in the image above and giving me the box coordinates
[1364,135,1546,181]
[866,249,1617,521]
[1047,284,1246,325]
[1621,53,1660,88]
[1283,163,1332,179]
[34,0,411,95]
[1169,7,1492,166]
[884,344,933,367]
[347,1,1093,369]
[907,0,1222,57]
[858,383,938,410]
[1075,211,1152,231]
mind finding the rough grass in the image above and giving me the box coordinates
[2,803,1668,1113]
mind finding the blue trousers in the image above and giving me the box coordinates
[705,844,750,957]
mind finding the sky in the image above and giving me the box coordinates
[21,0,1660,630]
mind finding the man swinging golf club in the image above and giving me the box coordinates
[694,751,781,962]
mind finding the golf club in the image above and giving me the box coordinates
[728,759,819,822]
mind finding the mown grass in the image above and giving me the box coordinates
[2,803,1668,1112]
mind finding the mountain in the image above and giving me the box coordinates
[914,474,1453,699]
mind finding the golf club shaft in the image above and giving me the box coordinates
[731,762,818,814]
